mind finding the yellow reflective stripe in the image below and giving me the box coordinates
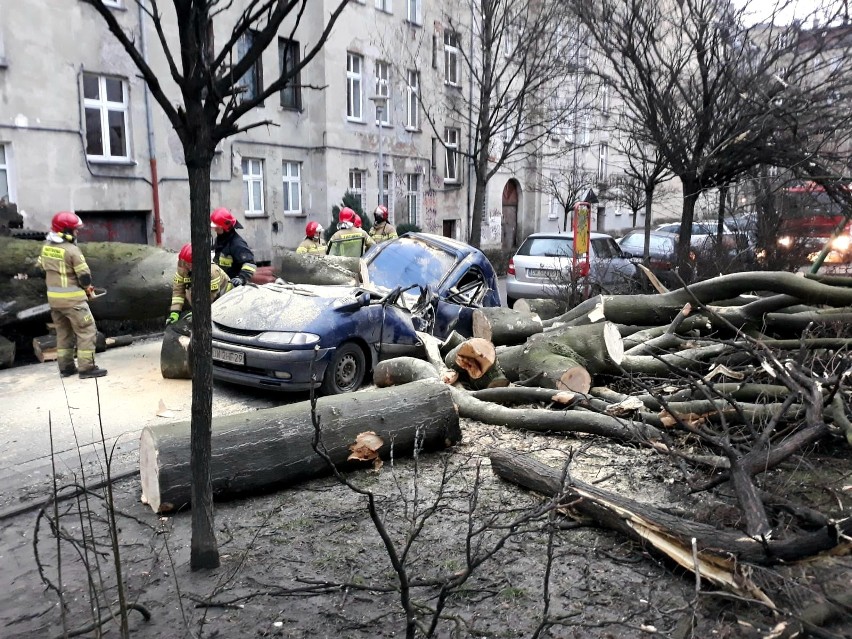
[211,281,220,291]
[47,290,86,299]
[42,246,65,259]
[241,264,257,273]
[73,263,89,274]
[218,255,234,267]
[171,296,185,305]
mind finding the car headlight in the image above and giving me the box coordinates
[259,332,320,346]
[831,235,851,251]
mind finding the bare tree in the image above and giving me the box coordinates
[407,0,576,247]
[82,0,349,570]
[531,168,597,233]
[567,0,852,269]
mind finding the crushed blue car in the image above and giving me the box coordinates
[210,233,501,394]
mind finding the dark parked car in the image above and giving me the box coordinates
[210,233,501,394]
[617,229,695,286]
[505,232,637,308]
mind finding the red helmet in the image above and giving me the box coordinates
[338,207,356,224]
[178,243,192,263]
[374,205,389,222]
[51,211,84,233]
[354,214,362,228]
[306,221,323,238]
[210,207,240,231]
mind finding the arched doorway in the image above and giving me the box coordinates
[501,179,520,249]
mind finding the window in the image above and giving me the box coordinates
[349,169,366,211]
[347,53,363,120]
[444,128,460,183]
[405,173,420,225]
[237,30,263,103]
[0,144,12,203]
[83,73,130,161]
[597,143,608,181]
[242,158,265,216]
[601,84,610,114]
[282,161,302,214]
[548,194,559,220]
[278,38,301,109]
[381,172,393,209]
[375,61,391,125]
[407,0,421,24]
[375,0,392,13]
[444,31,460,86]
[405,70,420,130]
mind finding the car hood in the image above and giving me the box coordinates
[212,283,364,332]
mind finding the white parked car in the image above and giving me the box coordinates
[505,232,638,308]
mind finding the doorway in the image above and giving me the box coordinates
[501,179,520,249]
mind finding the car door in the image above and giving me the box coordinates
[590,237,636,288]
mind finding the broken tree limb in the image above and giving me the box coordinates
[446,386,659,444]
[443,338,509,389]
[471,307,543,346]
[373,356,439,387]
[488,449,852,567]
[273,249,360,286]
[469,386,578,407]
[511,298,569,321]
[139,380,460,513]
[620,344,727,376]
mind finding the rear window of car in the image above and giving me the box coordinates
[516,237,574,258]
[619,233,645,252]
[367,237,457,290]
[620,233,674,254]
[591,237,622,258]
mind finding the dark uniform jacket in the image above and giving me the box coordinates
[213,230,257,284]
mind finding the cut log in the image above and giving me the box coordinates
[443,338,508,390]
[32,330,112,362]
[373,356,439,387]
[160,325,192,379]
[139,380,460,513]
[0,335,15,369]
[272,249,361,286]
[471,307,543,346]
[512,298,570,320]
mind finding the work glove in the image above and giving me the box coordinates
[230,277,244,287]
[85,285,96,300]
[165,311,180,326]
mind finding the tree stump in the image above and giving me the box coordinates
[160,319,192,379]
[0,335,15,369]
[139,380,461,513]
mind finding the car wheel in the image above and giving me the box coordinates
[321,342,366,395]
[506,296,517,309]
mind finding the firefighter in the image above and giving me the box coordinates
[210,207,257,286]
[165,243,233,326]
[38,212,107,378]
[353,213,363,228]
[327,207,375,257]
[296,221,326,254]
[369,205,398,243]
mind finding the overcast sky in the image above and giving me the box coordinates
[734,0,836,26]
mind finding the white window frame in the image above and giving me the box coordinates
[597,143,609,181]
[347,52,363,121]
[349,169,366,212]
[381,172,394,210]
[242,158,265,217]
[375,61,391,125]
[375,0,392,13]
[405,173,420,225]
[444,128,460,183]
[102,0,122,6]
[405,70,420,130]
[0,143,14,204]
[83,74,131,161]
[444,31,460,86]
[282,161,302,215]
[407,0,422,25]
[548,192,559,220]
[601,84,610,114]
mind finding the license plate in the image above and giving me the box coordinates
[212,347,245,365]
[527,268,558,278]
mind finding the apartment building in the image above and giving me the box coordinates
[0,0,477,260]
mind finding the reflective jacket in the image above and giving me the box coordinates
[369,221,398,243]
[296,238,325,254]
[170,261,233,313]
[213,230,257,283]
[327,227,375,257]
[38,233,92,309]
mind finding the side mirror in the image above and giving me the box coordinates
[334,291,371,313]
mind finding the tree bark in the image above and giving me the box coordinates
[273,249,361,286]
[471,307,543,346]
[140,380,460,513]
[511,298,570,320]
[0,335,14,369]
[373,356,439,386]
[160,325,192,379]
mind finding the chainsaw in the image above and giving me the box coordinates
[15,288,108,321]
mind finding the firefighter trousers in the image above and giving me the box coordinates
[50,302,98,373]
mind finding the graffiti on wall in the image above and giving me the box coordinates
[423,189,439,233]
[487,207,502,243]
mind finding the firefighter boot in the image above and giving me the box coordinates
[79,366,108,379]
[59,365,78,377]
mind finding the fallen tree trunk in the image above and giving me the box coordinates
[489,449,852,568]
[512,298,570,320]
[373,356,439,387]
[272,249,360,286]
[139,380,460,513]
[444,338,509,389]
[471,307,543,346]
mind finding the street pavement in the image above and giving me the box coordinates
[0,336,281,514]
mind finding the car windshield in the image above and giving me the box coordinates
[516,237,574,258]
[367,237,458,291]
[591,237,622,259]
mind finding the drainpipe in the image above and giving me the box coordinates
[138,0,163,245]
